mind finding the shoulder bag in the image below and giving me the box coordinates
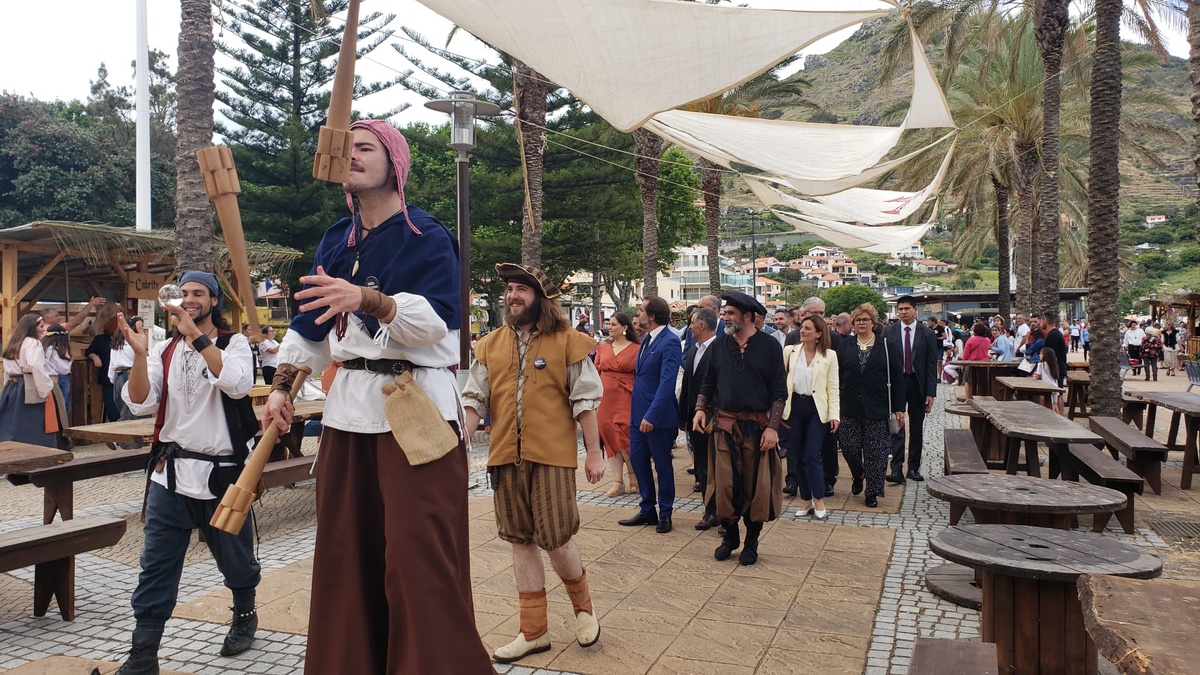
[882,337,901,435]
[23,373,47,405]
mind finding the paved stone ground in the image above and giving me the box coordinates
[1,375,1197,674]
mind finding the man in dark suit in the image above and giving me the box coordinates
[619,296,683,533]
[885,295,939,483]
[1043,310,1069,387]
[679,307,719,530]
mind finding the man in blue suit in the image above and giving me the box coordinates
[619,296,683,533]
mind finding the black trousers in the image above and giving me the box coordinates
[822,430,840,489]
[688,429,716,518]
[889,373,927,475]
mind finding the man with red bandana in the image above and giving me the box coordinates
[263,120,493,673]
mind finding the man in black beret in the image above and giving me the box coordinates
[691,292,787,566]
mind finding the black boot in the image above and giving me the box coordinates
[714,520,740,560]
[739,520,763,566]
[220,589,258,656]
[115,628,161,675]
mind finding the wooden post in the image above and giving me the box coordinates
[1,244,18,342]
[312,0,359,184]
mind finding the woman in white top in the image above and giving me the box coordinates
[42,323,74,413]
[781,314,841,520]
[1,313,59,446]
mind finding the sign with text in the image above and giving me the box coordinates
[127,273,169,300]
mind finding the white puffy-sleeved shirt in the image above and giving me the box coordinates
[277,294,461,435]
[3,338,55,399]
[123,334,255,500]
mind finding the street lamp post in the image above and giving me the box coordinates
[425,91,501,369]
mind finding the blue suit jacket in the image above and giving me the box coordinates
[631,327,683,430]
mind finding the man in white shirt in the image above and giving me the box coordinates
[257,325,280,384]
[1013,314,1030,356]
[114,271,260,674]
[1123,320,1146,375]
[261,120,491,673]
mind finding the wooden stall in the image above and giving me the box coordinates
[0,221,301,424]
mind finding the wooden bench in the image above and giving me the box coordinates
[6,449,151,524]
[944,429,988,525]
[0,517,126,620]
[1090,416,1168,495]
[909,637,998,675]
[1062,444,1143,534]
[258,454,316,491]
[1122,394,1147,431]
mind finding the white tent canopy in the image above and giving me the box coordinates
[414,0,893,131]
[747,144,955,225]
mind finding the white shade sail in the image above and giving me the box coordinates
[770,132,956,196]
[769,209,936,254]
[414,0,893,131]
[642,26,953,193]
[748,144,955,225]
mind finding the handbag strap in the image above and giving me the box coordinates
[883,334,893,412]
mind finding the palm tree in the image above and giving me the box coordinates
[1032,0,1070,315]
[1190,0,1200,243]
[633,128,665,296]
[174,0,216,271]
[512,59,548,268]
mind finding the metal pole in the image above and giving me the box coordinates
[751,216,757,300]
[457,151,471,370]
[135,0,151,232]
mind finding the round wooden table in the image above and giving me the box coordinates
[924,474,1128,610]
[931,525,1161,675]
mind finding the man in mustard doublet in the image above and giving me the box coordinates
[463,262,605,664]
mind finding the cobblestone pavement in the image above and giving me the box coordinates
[0,382,1191,674]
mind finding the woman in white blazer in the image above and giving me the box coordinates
[782,314,840,519]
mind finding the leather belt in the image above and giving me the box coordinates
[341,358,416,375]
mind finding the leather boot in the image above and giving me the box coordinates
[714,520,740,560]
[115,627,161,675]
[739,520,763,566]
[220,589,258,656]
[605,455,624,496]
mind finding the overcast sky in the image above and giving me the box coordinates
[2,0,1190,130]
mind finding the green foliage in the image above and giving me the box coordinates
[1179,246,1200,266]
[214,0,402,273]
[951,271,982,290]
[821,285,886,317]
[1136,251,1177,275]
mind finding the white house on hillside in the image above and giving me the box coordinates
[755,276,784,299]
[670,244,754,301]
[1145,214,1168,228]
[910,259,951,274]
[807,245,843,258]
[890,242,925,259]
[817,273,843,289]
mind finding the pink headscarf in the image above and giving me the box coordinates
[345,119,421,235]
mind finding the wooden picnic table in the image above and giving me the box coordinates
[949,360,1019,400]
[997,375,1064,408]
[1068,361,1089,371]
[1125,390,1200,489]
[970,399,1102,477]
[924,474,1126,610]
[1066,371,1091,419]
[931,524,1161,675]
[65,400,325,459]
[1077,573,1200,675]
[946,400,1005,468]
[0,442,73,475]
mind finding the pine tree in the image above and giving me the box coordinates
[214,0,401,259]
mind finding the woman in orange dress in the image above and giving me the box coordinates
[595,312,639,496]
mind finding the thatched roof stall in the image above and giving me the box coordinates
[0,220,302,341]
[1147,290,1200,357]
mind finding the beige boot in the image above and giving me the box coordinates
[605,455,624,496]
[492,590,551,664]
[563,570,601,648]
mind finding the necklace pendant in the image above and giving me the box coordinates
[351,259,360,277]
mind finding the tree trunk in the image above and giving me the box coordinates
[513,59,547,269]
[700,158,722,294]
[1014,143,1038,318]
[173,0,216,272]
[592,265,603,336]
[634,129,664,298]
[1034,0,1069,316]
[1190,1,1200,244]
[992,174,1012,321]
[1088,0,1123,418]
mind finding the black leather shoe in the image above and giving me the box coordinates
[824,484,835,498]
[695,514,717,530]
[618,511,658,527]
[865,495,879,508]
[220,592,258,656]
[738,546,759,566]
[714,523,740,560]
[851,477,864,495]
[907,470,925,482]
[885,473,906,485]
[686,467,695,475]
[656,518,673,534]
[783,483,798,496]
